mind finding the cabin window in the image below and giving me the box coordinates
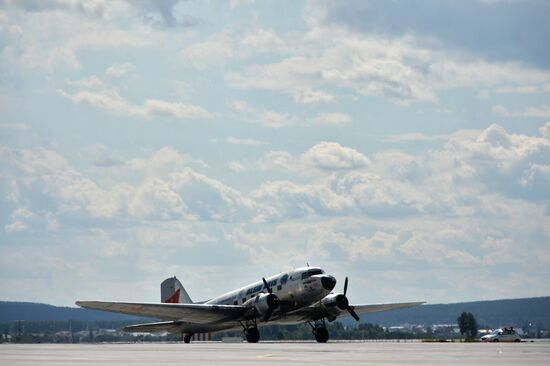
[242,298,246,303]
[277,285,282,291]
[301,269,323,279]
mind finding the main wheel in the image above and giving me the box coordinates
[313,326,329,343]
[245,327,260,343]
[183,335,192,343]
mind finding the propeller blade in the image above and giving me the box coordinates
[262,277,272,294]
[347,306,360,321]
[343,277,349,296]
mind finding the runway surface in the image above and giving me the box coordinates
[1,341,549,365]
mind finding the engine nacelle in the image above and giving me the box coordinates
[245,293,280,318]
[321,293,348,310]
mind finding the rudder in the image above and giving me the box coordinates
[161,276,193,303]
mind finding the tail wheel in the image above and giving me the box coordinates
[183,335,192,344]
[244,327,260,343]
[313,326,329,343]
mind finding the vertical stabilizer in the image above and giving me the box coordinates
[161,276,193,303]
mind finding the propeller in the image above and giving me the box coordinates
[343,276,348,296]
[263,277,272,294]
[262,277,279,322]
[342,277,359,321]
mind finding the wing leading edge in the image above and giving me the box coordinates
[352,301,426,316]
[284,301,425,322]
[75,301,248,323]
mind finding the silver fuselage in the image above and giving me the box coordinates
[206,267,333,320]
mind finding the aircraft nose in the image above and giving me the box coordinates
[321,275,337,291]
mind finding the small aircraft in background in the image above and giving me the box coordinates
[77,267,424,343]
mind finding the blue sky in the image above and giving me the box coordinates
[1,0,549,307]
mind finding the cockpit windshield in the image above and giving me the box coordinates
[301,268,324,279]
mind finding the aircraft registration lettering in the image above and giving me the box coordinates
[263,279,277,289]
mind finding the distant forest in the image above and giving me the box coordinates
[1,296,549,328]
[344,296,550,328]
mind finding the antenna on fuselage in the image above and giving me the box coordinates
[306,262,309,267]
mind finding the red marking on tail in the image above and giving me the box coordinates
[164,288,180,303]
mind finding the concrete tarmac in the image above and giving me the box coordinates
[1,342,549,365]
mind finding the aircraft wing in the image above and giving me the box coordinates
[75,301,248,323]
[285,301,425,322]
[351,301,426,316]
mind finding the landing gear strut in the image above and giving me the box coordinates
[309,319,329,343]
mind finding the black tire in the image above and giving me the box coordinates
[245,327,260,343]
[183,335,192,344]
[493,339,499,343]
[514,339,521,343]
[313,326,329,343]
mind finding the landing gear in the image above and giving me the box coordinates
[313,326,329,343]
[309,319,329,343]
[183,334,192,343]
[240,319,261,343]
[244,327,260,343]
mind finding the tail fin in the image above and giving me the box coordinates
[161,276,193,304]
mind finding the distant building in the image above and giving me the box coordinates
[54,331,73,343]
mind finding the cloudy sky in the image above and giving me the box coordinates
[1,0,549,307]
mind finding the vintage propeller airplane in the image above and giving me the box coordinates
[76,267,424,343]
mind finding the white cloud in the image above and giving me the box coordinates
[3,0,108,16]
[293,89,335,105]
[105,62,135,79]
[181,28,286,68]
[226,137,266,146]
[2,122,549,304]
[540,121,550,138]
[59,88,212,120]
[302,141,370,170]
[224,24,550,104]
[228,161,247,172]
[399,230,481,267]
[231,102,352,129]
[0,148,232,227]
[333,171,432,215]
[1,5,148,72]
[250,180,355,221]
[308,112,352,126]
[170,168,258,222]
[384,132,449,142]
[4,221,28,233]
[66,75,105,89]
[493,104,550,118]
[260,151,295,171]
[496,83,550,94]
[230,100,299,128]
